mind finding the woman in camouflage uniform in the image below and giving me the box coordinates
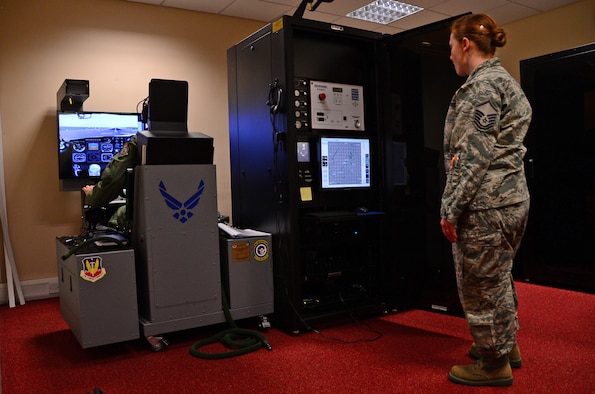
[440,14,532,387]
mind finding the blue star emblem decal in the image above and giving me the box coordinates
[158,180,205,223]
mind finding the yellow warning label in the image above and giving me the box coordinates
[300,186,312,201]
[272,18,284,34]
[231,242,250,262]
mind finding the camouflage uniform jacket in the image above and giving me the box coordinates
[86,135,138,208]
[440,57,532,223]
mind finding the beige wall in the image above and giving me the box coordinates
[0,0,264,282]
[0,0,593,287]
[499,0,595,81]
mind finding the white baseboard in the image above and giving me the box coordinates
[0,277,59,305]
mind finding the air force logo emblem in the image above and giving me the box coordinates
[474,101,497,132]
[80,257,106,283]
[159,180,205,223]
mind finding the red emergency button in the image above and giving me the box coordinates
[318,93,326,101]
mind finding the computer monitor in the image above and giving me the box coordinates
[320,136,371,189]
[147,79,188,132]
[57,111,142,180]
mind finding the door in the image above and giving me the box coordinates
[380,16,466,315]
[520,43,595,293]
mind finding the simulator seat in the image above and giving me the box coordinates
[81,168,135,237]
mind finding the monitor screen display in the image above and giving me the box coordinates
[148,79,188,132]
[320,136,371,189]
[58,111,142,179]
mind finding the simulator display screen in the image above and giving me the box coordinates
[58,112,142,179]
[320,136,371,189]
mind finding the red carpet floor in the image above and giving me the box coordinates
[1,281,594,393]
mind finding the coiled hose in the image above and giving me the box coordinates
[189,289,272,359]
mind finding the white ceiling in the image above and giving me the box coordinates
[125,0,581,34]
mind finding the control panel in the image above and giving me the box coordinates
[293,78,310,131]
[309,80,365,131]
[297,140,314,190]
[293,78,369,205]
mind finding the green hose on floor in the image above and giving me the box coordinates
[189,289,272,359]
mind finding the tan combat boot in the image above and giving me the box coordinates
[469,342,522,368]
[449,357,513,386]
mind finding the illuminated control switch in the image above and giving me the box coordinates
[318,93,326,101]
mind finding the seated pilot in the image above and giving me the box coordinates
[82,135,139,230]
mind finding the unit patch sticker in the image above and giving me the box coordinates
[80,256,107,283]
[254,239,270,262]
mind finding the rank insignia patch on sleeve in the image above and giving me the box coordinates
[474,102,497,132]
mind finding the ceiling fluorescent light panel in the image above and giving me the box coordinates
[347,0,423,25]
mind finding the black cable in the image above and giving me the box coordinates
[61,235,127,260]
[136,96,149,129]
[312,291,383,344]
[311,322,383,344]
[135,96,148,114]
[286,286,383,344]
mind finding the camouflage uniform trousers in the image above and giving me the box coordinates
[452,199,530,361]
